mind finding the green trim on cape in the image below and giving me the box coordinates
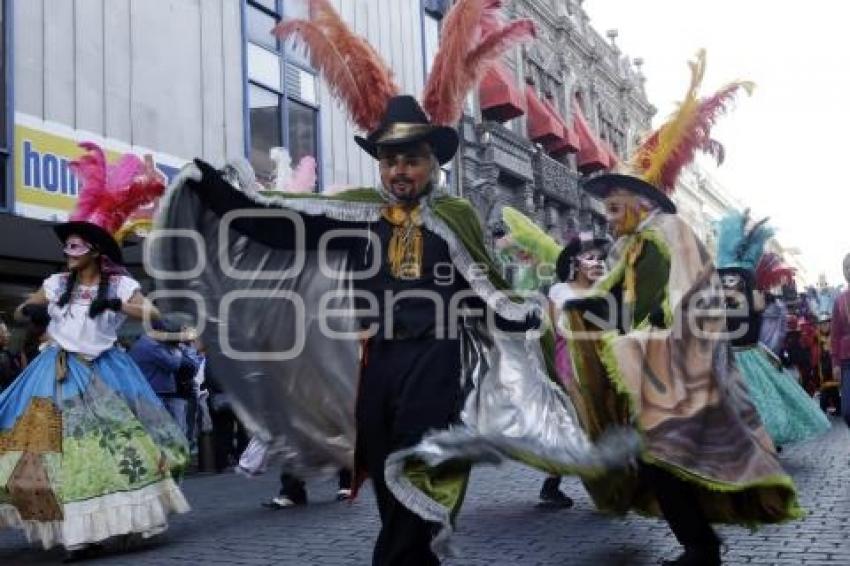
[570,225,802,526]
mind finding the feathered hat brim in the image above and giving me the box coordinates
[582,173,677,214]
[355,125,459,165]
[54,221,123,264]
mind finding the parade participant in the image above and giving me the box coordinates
[17,305,51,370]
[0,322,20,392]
[491,225,575,508]
[830,253,850,426]
[715,211,830,447]
[0,143,189,558]
[799,315,821,394]
[129,318,199,437]
[755,252,794,357]
[562,52,801,566]
[498,209,612,507]
[814,313,840,414]
[154,1,635,563]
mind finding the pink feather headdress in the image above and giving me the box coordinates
[274,0,534,133]
[69,142,167,239]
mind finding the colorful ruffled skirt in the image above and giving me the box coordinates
[0,345,189,549]
[734,345,831,446]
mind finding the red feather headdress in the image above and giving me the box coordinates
[755,252,796,291]
[274,0,534,132]
[631,50,754,194]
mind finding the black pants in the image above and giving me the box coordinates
[356,337,462,566]
[820,386,840,415]
[279,469,352,500]
[641,464,719,548]
[210,398,249,472]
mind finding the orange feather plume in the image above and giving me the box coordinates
[273,0,399,132]
[422,0,535,125]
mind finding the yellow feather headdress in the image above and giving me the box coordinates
[631,49,755,195]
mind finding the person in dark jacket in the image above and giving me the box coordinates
[129,319,198,435]
[204,361,249,473]
[0,321,21,392]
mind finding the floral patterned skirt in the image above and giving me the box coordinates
[0,346,189,549]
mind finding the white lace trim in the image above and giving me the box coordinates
[0,478,189,550]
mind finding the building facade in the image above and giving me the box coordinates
[674,164,742,257]
[674,163,811,288]
[0,0,652,319]
[445,0,656,241]
[1,0,427,313]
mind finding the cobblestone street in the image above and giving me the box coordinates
[1,420,847,565]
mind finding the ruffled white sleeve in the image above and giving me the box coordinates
[115,275,141,302]
[42,273,64,303]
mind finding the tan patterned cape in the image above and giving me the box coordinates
[566,213,801,525]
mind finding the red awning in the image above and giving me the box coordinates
[601,140,619,169]
[479,63,525,123]
[572,100,609,174]
[526,86,563,146]
[541,96,581,155]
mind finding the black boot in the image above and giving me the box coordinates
[263,473,308,509]
[660,543,721,566]
[337,468,353,500]
[538,476,574,508]
[63,543,105,563]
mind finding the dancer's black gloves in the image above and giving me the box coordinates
[89,298,123,318]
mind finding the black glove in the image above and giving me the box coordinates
[89,298,123,318]
[564,296,614,330]
[21,304,50,326]
[648,306,667,328]
[494,309,542,333]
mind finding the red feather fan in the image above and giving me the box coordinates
[273,0,399,132]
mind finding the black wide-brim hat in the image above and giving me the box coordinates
[54,221,123,264]
[354,95,459,165]
[583,173,677,214]
[555,235,612,282]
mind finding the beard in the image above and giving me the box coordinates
[383,178,431,203]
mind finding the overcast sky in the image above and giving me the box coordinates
[584,0,849,286]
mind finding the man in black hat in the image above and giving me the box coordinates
[157,0,641,561]
[156,88,633,566]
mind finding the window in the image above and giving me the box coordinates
[244,1,320,185]
[0,0,9,210]
[422,9,441,77]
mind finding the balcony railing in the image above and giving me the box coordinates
[533,151,580,205]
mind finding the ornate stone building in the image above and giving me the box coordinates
[451,0,655,243]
